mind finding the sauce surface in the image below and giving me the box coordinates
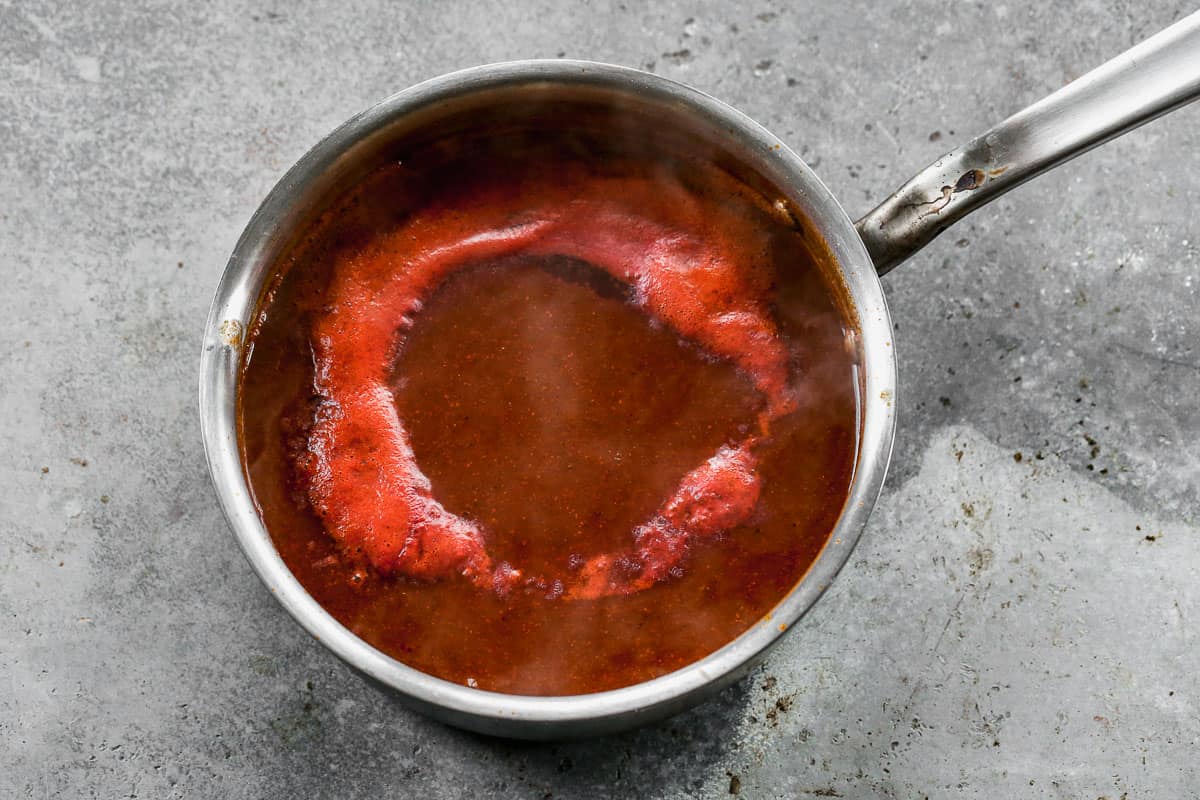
[240,131,859,695]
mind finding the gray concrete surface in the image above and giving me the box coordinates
[2,1,1197,797]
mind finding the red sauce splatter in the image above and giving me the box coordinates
[303,167,797,600]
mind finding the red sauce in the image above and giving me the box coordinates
[240,127,859,695]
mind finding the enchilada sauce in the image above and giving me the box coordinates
[240,137,859,695]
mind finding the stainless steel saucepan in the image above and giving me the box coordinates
[199,13,1200,739]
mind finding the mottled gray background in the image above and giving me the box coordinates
[2,1,1197,797]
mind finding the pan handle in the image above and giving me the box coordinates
[856,11,1200,275]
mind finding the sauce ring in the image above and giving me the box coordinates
[300,168,797,600]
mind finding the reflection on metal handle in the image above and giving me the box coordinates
[857,11,1200,275]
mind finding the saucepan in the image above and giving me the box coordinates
[199,13,1200,739]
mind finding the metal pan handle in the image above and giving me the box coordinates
[857,11,1200,275]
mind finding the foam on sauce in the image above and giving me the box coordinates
[240,132,859,694]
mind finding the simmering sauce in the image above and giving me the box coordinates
[240,124,859,695]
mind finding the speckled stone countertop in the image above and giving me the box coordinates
[2,2,1196,797]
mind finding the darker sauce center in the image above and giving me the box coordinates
[394,256,764,578]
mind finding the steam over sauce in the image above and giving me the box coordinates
[240,130,859,695]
